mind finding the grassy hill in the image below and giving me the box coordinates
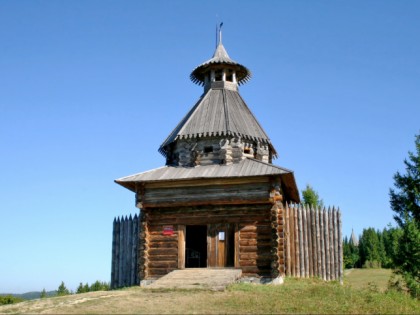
[0,269,418,314]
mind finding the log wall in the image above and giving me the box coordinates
[111,214,140,289]
[144,204,273,278]
[284,204,343,282]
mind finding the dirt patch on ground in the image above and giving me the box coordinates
[0,288,226,314]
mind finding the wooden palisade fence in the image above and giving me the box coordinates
[111,214,140,289]
[111,204,343,288]
[284,204,343,282]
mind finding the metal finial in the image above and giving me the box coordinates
[219,22,223,45]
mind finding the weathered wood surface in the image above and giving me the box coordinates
[142,182,273,207]
[111,214,140,289]
[284,204,343,282]
[143,204,273,278]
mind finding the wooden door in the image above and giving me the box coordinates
[208,224,237,268]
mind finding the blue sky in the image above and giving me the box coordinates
[1,1,419,293]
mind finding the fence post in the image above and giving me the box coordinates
[111,218,117,289]
[293,205,299,277]
[298,205,304,277]
[337,209,343,284]
[285,204,291,276]
[333,208,339,280]
[306,205,313,277]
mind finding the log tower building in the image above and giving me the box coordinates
[112,31,342,288]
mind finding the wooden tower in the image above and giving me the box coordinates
[113,31,341,287]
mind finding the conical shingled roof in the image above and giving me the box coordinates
[159,88,276,157]
[190,43,252,86]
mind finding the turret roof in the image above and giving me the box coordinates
[190,42,252,86]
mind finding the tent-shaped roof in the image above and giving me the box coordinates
[159,88,276,157]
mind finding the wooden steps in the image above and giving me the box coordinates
[145,268,242,291]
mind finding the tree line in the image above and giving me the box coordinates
[303,132,419,298]
[43,280,110,298]
[343,225,402,269]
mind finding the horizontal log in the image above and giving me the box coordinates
[239,239,272,247]
[238,260,257,266]
[148,210,270,220]
[148,217,270,225]
[148,235,178,242]
[239,233,272,240]
[239,258,272,266]
[240,245,272,253]
[145,177,270,189]
[143,199,272,208]
[148,261,178,269]
[148,248,178,256]
[150,203,271,211]
[148,242,178,249]
[239,225,271,232]
[239,253,272,260]
[146,254,177,261]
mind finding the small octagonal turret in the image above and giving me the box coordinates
[190,41,252,91]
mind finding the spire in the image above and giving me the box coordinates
[350,229,359,246]
[218,22,223,45]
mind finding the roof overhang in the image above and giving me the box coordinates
[115,158,300,203]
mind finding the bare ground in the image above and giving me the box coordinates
[0,288,234,314]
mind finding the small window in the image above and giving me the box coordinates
[215,70,223,81]
[204,146,213,153]
[226,70,233,82]
[244,147,251,154]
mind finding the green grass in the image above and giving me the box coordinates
[0,269,418,314]
[344,268,393,292]
[225,276,418,314]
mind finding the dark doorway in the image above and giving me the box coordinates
[226,226,235,267]
[185,225,207,268]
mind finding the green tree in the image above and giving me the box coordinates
[390,133,420,226]
[40,288,47,299]
[57,281,70,296]
[90,280,110,292]
[76,282,89,294]
[0,295,24,305]
[359,228,382,268]
[389,132,420,298]
[343,236,360,268]
[376,229,387,266]
[301,184,324,208]
[382,225,403,268]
